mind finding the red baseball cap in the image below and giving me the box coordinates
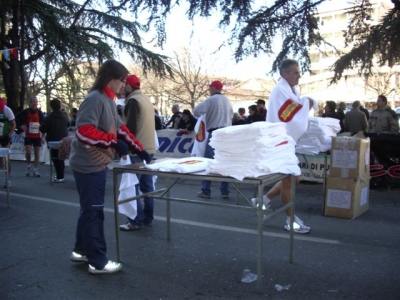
[126,74,141,88]
[209,80,223,90]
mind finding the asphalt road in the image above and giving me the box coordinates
[1,160,399,300]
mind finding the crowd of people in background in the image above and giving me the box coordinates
[321,96,399,134]
[1,88,398,186]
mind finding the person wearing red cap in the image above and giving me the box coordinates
[119,74,157,231]
[0,97,16,188]
[193,80,233,199]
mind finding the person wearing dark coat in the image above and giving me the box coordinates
[39,98,69,182]
[322,101,343,131]
[360,105,370,121]
[178,109,197,133]
[154,110,163,130]
[232,112,246,125]
[247,105,265,124]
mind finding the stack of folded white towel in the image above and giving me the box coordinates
[207,122,301,180]
[296,117,340,155]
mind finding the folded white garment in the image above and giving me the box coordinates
[212,122,287,139]
[187,120,302,181]
[210,134,294,154]
[145,157,213,173]
[207,156,300,181]
[296,117,339,154]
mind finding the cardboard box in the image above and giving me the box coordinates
[324,176,369,219]
[329,133,370,178]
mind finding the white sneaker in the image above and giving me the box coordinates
[284,216,311,234]
[32,168,40,177]
[88,260,122,274]
[52,178,65,183]
[251,195,271,210]
[70,251,88,263]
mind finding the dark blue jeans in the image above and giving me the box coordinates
[73,168,108,269]
[201,133,229,196]
[127,155,155,227]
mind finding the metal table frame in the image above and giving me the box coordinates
[113,163,296,292]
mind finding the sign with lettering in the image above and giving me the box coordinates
[297,153,330,183]
[156,129,195,157]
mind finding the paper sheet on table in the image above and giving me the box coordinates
[118,157,139,220]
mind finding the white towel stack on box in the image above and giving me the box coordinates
[296,117,341,155]
[207,122,301,181]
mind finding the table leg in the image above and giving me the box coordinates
[289,175,295,263]
[322,155,327,215]
[114,171,121,262]
[5,154,10,207]
[49,149,53,185]
[166,177,171,241]
[256,183,264,293]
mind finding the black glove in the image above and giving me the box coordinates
[137,150,152,164]
[110,139,129,156]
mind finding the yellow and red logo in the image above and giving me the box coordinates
[278,99,303,122]
[196,121,206,142]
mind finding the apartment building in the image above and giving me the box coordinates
[301,0,399,109]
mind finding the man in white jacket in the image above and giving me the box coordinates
[257,59,311,233]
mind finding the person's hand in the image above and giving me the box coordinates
[20,125,26,132]
[110,139,129,156]
[137,150,152,164]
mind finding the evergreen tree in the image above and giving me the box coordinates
[0,0,172,112]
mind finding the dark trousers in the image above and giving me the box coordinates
[72,168,108,269]
[50,149,65,179]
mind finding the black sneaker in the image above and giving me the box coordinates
[197,192,211,199]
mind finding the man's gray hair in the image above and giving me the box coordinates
[172,103,180,110]
[352,100,361,108]
[279,59,299,76]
